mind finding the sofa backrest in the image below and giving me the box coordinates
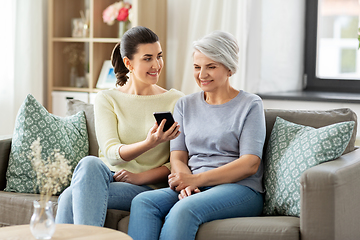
[0,137,12,190]
[67,99,99,157]
[67,99,358,162]
[0,103,357,191]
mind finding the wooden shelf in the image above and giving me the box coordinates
[47,0,167,112]
[52,38,124,43]
[52,38,91,42]
[52,87,91,92]
[92,38,121,43]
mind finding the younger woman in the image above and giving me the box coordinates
[55,26,184,226]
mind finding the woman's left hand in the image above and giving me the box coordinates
[168,172,200,192]
[178,185,201,200]
[113,169,142,185]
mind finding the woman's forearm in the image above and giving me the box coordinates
[196,154,261,187]
[170,151,191,174]
[137,166,170,185]
[119,140,154,162]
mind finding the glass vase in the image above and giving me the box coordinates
[70,66,77,87]
[30,200,56,240]
[118,20,131,38]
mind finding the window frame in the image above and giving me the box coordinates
[304,0,360,93]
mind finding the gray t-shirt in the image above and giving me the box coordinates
[170,90,266,193]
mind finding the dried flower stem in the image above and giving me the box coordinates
[30,138,72,211]
[63,43,85,68]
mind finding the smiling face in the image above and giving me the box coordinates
[193,50,231,93]
[126,42,163,86]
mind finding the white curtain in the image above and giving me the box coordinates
[0,0,47,135]
[0,1,16,136]
[166,0,250,95]
[257,0,305,93]
[166,0,306,95]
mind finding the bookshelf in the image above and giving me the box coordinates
[47,0,167,113]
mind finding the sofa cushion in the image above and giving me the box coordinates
[196,216,300,240]
[0,191,129,228]
[0,191,58,226]
[263,117,354,217]
[4,94,89,194]
[118,215,130,233]
[117,215,300,240]
[66,99,98,156]
[264,108,357,155]
[105,209,130,230]
[118,215,300,240]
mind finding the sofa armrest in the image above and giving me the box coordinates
[0,136,12,191]
[300,147,360,240]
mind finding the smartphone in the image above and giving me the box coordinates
[153,111,175,132]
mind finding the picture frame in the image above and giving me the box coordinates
[96,60,117,89]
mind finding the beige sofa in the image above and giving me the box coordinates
[1,100,360,240]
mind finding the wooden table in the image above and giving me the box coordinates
[0,224,133,240]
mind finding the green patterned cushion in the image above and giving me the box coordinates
[263,117,354,217]
[5,94,89,194]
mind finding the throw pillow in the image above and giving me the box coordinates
[264,108,357,155]
[263,117,354,217]
[5,94,89,194]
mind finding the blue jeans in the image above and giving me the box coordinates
[128,184,264,240]
[55,156,153,226]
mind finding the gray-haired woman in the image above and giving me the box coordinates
[127,30,266,240]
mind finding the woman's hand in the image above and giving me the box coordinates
[178,185,201,200]
[113,166,170,186]
[168,172,200,192]
[117,121,180,162]
[145,120,180,148]
[113,169,142,185]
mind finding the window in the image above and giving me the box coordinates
[305,0,360,92]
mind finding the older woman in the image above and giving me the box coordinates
[127,31,266,240]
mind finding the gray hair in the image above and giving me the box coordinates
[193,31,239,74]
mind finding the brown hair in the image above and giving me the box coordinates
[111,26,159,86]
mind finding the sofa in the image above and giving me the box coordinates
[1,100,360,240]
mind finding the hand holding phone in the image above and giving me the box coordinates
[153,111,175,132]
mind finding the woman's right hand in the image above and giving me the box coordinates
[145,119,180,148]
[117,120,180,162]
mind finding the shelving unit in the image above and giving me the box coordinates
[47,0,167,113]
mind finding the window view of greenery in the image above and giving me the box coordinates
[316,0,359,80]
[341,48,356,73]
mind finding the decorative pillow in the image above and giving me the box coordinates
[263,117,354,217]
[264,108,357,155]
[5,94,89,194]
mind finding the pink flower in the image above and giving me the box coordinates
[117,8,129,21]
[103,5,119,25]
[102,1,132,25]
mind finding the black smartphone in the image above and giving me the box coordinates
[153,111,175,132]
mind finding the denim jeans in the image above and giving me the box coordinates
[128,184,264,240]
[55,156,153,226]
